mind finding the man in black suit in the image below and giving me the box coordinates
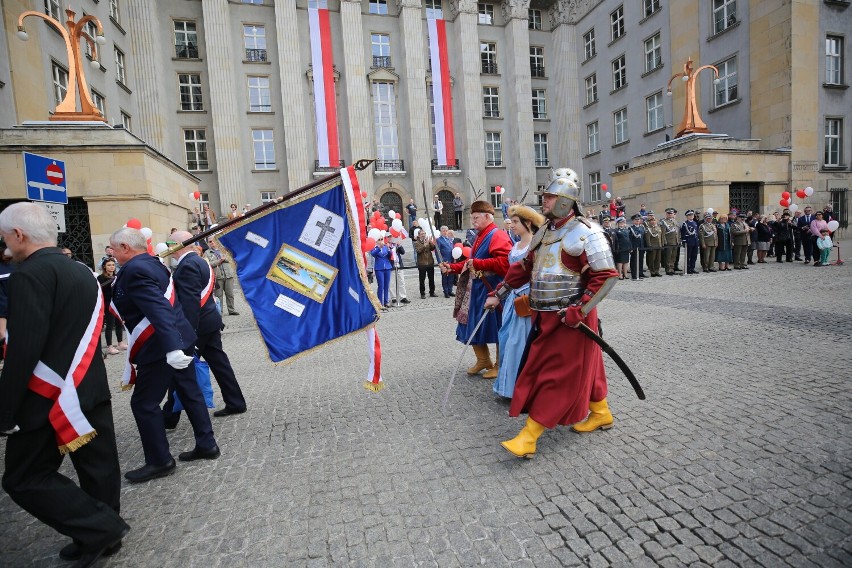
[0,203,129,567]
[797,206,817,264]
[162,231,246,426]
[110,228,220,484]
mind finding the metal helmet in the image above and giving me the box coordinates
[548,167,580,188]
[541,177,581,218]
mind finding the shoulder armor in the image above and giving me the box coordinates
[583,230,617,271]
[561,219,593,256]
[530,223,548,252]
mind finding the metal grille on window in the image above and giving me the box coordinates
[0,198,94,269]
[728,183,759,216]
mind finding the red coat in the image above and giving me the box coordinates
[447,223,511,277]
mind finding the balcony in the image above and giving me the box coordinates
[175,44,199,59]
[535,158,550,167]
[481,62,498,74]
[431,158,461,173]
[530,65,546,78]
[372,55,392,68]
[245,48,267,62]
[314,159,345,173]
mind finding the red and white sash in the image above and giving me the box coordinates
[110,277,175,391]
[200,262,215,307]
[27,283,104,454]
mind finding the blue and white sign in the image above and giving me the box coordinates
[23,151,68,204]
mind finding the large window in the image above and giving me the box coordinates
[114,48,127,85]
[610,5,625,42]
[528,9,542,30]
[643,0,661,18]
[244,25,267,62]
[425,0,442,19]
[715,56,737,106]
[587,121,599,154]
[825,118,843,167]
[612,55,626,91]
[109,0,121,23]
[585,74,598,105]
[713,0,737,35]
[485,132,502,166]
[532,89,547,119]
[52,62,68,106]
[483,86,500,118]
[481,42,497,74]
[252,129,275,170]
[478,3,494,25]
[530,46,545,78]
[179,73,203,111]
[534,133,549,167]
[614,107,628,144]
[583,29,596,61]
[371,34,391,68]
[646,91,664,132]
[369,0,388,15]
[184,129,208,171]
[372,82,399,161]
[644,33,662,73]
[248,76,271,112]
[826,36,844,85]
[44,0,61,19]
[91,90,106,116]
[174,21,198,59]
[589,172,602,202]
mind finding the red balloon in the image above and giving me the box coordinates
[779,199,789,207]
[453,243,463,249]
[126,218,142,230]
[361,191,367,199]
[462,246,472,257]
[601,183,608,191]
[395,213,401,219]
[781,191,791,199]
[390,228,400,238]
[796,190,806,199]
[364,237,376,250]
[193,191,201,200]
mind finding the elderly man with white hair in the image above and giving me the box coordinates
[0,202,129,566]
[109,227,220,484]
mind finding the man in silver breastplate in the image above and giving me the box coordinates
[485,168,620,459]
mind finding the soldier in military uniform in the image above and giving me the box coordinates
[731,213,751,269]
[699,212,718,272]
[628,214,645,280]
[484,168,619,458]
[680,210,700,274]
[660,208,680,275]
[643,214,664,277]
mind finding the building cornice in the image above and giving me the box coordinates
[501,0,531,21]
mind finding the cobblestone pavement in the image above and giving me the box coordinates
[1,241,850,567]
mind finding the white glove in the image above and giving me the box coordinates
[1,425,20,436]
[166,350,193,370]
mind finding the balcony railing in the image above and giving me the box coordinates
[314,160,345,172]
[175,44,199,59]
[481,61,498,74]
[533,111,548,119]
[535,158,550,167]
[486,159,503,167]
[245,48,268,62]
[372,55,392,68]
[530,65,546,78]
[375,159,405,172]
[431,158,461,171]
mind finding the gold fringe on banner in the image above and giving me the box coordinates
[363,381,385,393]
[58,430,97,455]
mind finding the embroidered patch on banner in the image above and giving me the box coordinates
[246,231,269,248]
[299,205,344,257]
[274,294,306,317]
[267,243,338,303]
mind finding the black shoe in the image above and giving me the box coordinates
[421,294,426,299]
[400,298,410,304]
[747,261,755,265]
[228,311,240,315]
[429,292,437,297]
[71,527,129,568]
[448,292,455,297]
[444,293,450,298]
[178,445,221,462]
[60,540,123,562]
[795,257,801,261]
[124,459,176,483]
[213,407,246,417]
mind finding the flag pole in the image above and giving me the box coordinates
[162,159,375,257]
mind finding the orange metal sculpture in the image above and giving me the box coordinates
[667,57,720,139]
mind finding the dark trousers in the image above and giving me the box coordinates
[103,312,123,345]
[2,401,128,550]
[434,212,442,229]
[418,265,435,295]
[663,244,678,273]
[441,273,454,295]
[775,241,792,262]
[802,234,814,261]
[408,215,416,231]
[131,357,216,465]
[700,246,716,271]
[454,211,462,230]
[646,249,662,275]
[793,232,802,258]
[630,248,645,278]
[164,330,246,424]
[686,244,699,273]
[734,244,748,267]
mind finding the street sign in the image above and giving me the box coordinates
[23,152,68,204]
[36,202,66,234]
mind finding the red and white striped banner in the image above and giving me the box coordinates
[428,18,456,167]
[309,7,340,168]
[365,326,384,391]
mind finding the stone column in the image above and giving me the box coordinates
[449,0,486,203]
[503,0,535,197]
[340,0,374,194]
[125,0,166,152]
[201,0,245,209]
[396,0,431,209]
[549,3,582,183]
[275,0,312,190]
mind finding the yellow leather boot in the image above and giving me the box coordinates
[501,417,546,458]
[467,344,493,375]
[482,344,498,379]
[571,398,614,432]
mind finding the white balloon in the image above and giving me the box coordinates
[140,227,153,240]
[452,247,463,259]
[827,220,840,232]
[367,228,382,241]
[418,217,428,229]
[412,228,421,238]
[391,219,403,230]
[433,229,441,239]
[605,192,612,199]
[154,242,168,254]
[706,208,714,214]
[789,203,799,212]
[805,186,814,196]
[387,209,396,219]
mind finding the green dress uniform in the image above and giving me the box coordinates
[699,218,718,272]
[643,222,664,276]
[731,217,750,269]
[660,214,680,275]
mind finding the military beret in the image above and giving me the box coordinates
[631,214,642,220]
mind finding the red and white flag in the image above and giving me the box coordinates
[428,18,456,167]
[309,7,340,168]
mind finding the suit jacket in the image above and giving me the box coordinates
[797,214,814,235]
[111,253,196,365]
[174,252,222,336]
[0,248,110,431]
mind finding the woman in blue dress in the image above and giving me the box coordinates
[715,213,733,271]
[494,205,545,398]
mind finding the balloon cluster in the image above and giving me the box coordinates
[451,242,472,260]
[188,190,201,201]
[494,185,504,195]
[783,186,814,210]
[125,218,154,254]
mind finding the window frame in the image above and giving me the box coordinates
[644,32,662,73]
[583,29,596,61]
[369,0,388,14]
[530,46,545,78]
[252,129,276,170]
[587,121,599,155]
[613,107,629,145]
[646,91,664,132]
[824,117,843,167]
[52,61,69,107]
[114,47,127,85]
[480,42,497,74]
[589,172,602,202]
[120,111,132,131]
[243,24,267,62]
[261,191,277,204]
[184,128,209,172]
[585,73,598,105]
[174,20,199,59]
[109,0,121,24]
[485,131,503,167]
[373,81,400,161]
[714,55,738,107]
[826,35,844,85]
[612,54,627,91]
[482,86,500,118]
[44,0,61,20]
[91,89,106,116]
[178,73,203,111]
[425,0,443,19]
[528,9,542,30]
[610,5,625,42]
[532,89,547,119]
[478,3,494,25]
[534,133,549,167]
[643,0,661,18]
[712,0,737,35]
[248,75,271,112]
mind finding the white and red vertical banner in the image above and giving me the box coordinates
[309,7,340,168]
[427,18,456,167]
